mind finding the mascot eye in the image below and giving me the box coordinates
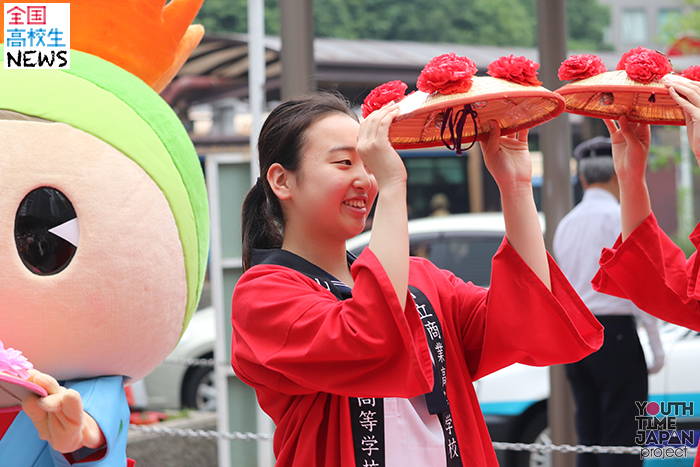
[14,187,80,275]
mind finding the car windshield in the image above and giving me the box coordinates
[410,234,503,287]
[351,231,503,288]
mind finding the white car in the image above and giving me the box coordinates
[348,213,700,467]
[142,306,216,412]
[346,212,522,288]
[142,212,700,467]
[473,323,700,467]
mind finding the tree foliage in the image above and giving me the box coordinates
[658,0,700,48]
[195,0,609,50]
[194,0,280,36]
[567,0,611,51]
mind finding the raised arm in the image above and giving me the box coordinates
[603,117,651,240]
[356,103,410,309]
[480,122,550,289]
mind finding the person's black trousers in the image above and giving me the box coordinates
[565,314,648,467]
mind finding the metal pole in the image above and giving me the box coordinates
[679,126,694,237]
[249,0,265,183]
[207,155,231,467]
[248,1,274,466]
[537,0,577,466]
[279,0,316,99]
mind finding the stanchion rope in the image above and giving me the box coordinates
[128,425,696,455]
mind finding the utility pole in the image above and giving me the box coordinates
[537,0,577,466]
[280,0,316,99]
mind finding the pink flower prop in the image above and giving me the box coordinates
[0,340,33,380]
[558,54,607,81]
[361,80,408,118]
[487,55,542,86]
[417,53,478,95]
[617,47,673,84]
[682,66,700,82]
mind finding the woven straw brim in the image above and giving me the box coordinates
[390,76,565,150]
[555,70,685,125]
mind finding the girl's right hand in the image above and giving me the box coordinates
[662,74,700,165]
[603,116,650,184]
[604,117,652,240]
[356,103,405,188]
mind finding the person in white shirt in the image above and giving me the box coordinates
[553,136,665,467]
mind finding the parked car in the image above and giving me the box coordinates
[142,212,700,467]
[348,212,548,467]
[142,212,514,411]
[347,212,519,288]
[473,322,700,467]
[349,213,700,467]
[142,306,216,412]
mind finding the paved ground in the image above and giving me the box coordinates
[127,411,218,467]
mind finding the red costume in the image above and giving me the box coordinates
[592,213,700,467]
[231,240,603,467]
[593,213,700,330]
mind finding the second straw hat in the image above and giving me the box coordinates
[555,48,690,125]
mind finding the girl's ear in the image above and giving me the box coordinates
[268,163,293,200]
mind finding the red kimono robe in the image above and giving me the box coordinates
[592,212,700,330]
[592,213,700,467]
[231,239,603,467]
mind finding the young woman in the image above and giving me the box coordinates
[231,92,603,467]
[593,76,700,337]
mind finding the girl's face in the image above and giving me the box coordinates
[285,113,378,243]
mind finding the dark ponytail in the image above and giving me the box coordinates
[241,91,357,271]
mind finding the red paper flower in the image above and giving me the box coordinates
[622,48,673,84]
[487,55,542,86]
[361,80,408,118]
[417,53,478,95]
[682,66,700,82]
[616,46,650,70]
[558,54,607,81]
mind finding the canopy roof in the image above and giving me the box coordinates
[162,32,699,109]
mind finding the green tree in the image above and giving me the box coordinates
[311,0,536,46]
[194,0,280,35]
[658,0,700,47]
[195,0,608,51]
[567,0,611,51]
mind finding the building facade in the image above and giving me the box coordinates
[599,0,688,53]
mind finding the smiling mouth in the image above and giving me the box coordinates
[344,199,366,209]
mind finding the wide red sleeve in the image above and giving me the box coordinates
[231,248,433,398]
[453,238,603,380]
[592,212,700,330]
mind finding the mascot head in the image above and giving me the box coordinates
[0,0,210,383]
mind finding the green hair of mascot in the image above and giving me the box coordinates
[0,45,209,384]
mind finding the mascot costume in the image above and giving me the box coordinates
[0,1,210,465]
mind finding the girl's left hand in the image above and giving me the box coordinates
[480,121,532,194]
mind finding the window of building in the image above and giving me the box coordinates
[621,8,648,44]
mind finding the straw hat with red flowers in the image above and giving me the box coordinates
[555,47,694,125]
[362,53,565,154]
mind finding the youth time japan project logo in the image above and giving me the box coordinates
[4,3,70,69]
[635,401,696,460]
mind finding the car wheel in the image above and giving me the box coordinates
[181,355,217,412]
[514,409,552,467]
